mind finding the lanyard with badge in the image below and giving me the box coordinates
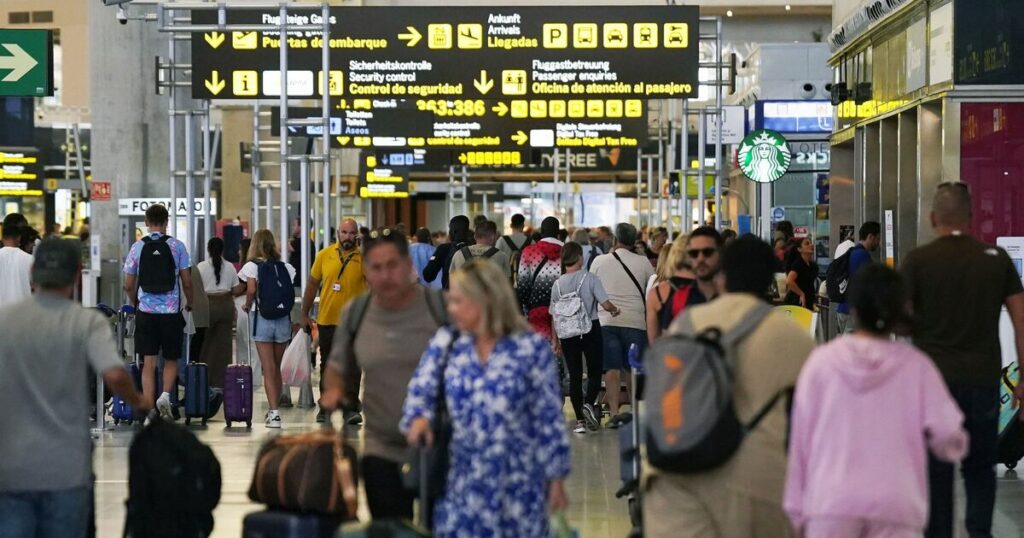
[333,249,357,292]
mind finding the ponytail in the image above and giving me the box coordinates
[207,237,225,285]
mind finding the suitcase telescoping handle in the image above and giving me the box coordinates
[419,442,430,529]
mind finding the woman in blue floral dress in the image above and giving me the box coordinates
[402,259,571,537]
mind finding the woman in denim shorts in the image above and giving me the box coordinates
[239,229,297,428]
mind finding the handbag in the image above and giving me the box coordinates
[247,427,358,518]
[402,329,458,499]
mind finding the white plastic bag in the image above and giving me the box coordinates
[280,330,311,386]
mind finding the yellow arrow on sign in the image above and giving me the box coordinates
[204,71,225,96]
[512,131,528,146]
[398,26,422,47]
[458,153,468,164]
[204,32,225,49]
[492,102,509,117]
[336,136,351,146]
[474,70,494,95]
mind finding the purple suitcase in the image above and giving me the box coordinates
[225,315,255,428]
[242,510,343,538]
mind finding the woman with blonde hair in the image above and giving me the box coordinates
[403,259,571,537]
[646,235,699,343]
[238,229,296,428]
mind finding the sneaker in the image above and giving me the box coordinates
[156,394,173,420]
[582,404,601,432]
[343,410,363,426]
[265,411,282,429]
[573,421,587,435]
[315,408,328,424]
[607,413,632,430]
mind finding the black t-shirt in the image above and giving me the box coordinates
[784,255,818,309]
[901,235,1024,386]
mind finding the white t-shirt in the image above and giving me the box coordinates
[238,260,297,284]
[0,246,33,306]
[197,259,239,295]
[590,249,655,330]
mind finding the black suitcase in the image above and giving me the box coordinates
[183,333,210,425]
[242,510,344,538]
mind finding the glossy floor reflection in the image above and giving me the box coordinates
[92,386,1024,538]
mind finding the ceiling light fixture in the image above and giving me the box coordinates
[726,10,734,17]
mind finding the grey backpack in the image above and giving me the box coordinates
[644,302,788,473]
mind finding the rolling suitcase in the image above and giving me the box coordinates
[183,333,210,425]
[112,307,142,425]
[242,510,344,538]
[224,315,255,428]
[998,362,1024,469]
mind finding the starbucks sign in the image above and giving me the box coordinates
[738,129,792,183]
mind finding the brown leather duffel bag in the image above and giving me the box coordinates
[248,428,358,517]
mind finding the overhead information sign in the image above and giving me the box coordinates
[0,30,53,97]
[191,6,698,100]
[271,97,647,149]
[0,148,42,196]
[359,154,409,199]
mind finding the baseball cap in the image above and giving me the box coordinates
[32,238,82,288]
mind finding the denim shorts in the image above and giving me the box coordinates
[252,314,292,343]
[602,326,647,372]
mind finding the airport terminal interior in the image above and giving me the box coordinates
[2,0,1024,536]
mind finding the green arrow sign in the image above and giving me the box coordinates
[0,30,53,97]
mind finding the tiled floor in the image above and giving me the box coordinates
[92,386,1024,538]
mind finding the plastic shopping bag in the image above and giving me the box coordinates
[280,329,312,386]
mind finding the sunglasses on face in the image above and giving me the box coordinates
[687,247,717,259]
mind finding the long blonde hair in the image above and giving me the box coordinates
[451,258,529,338]
[247,229,281,262]
[655,234,690,283]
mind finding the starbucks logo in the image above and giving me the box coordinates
[739,129,791,183]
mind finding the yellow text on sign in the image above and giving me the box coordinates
[318,71,344,96]
[233,71,259,96]
[543,24,568,49]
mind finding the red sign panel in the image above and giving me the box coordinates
[91,181,112,201]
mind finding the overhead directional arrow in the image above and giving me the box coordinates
[336,136,351,146]
[512,131,528,146]
[0,43,38,83]
[492,102,508,117]
[398,26,422,47]
[204,32,225,49]
[458,153,468,164]
[204,70,226,96]
[473,70,494,95]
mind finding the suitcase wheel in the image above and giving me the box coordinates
[1008,461,1018,470]
[246,421,252,428]
[185,417,191,425]
[113,418,120,425]
[226,421,232,428]
[201,417,207,426]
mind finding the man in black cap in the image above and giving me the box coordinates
[423,215,472,290]
[0,239,150,536]
[516,216,564,345]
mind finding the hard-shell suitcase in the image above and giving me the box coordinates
[998,362,1024,469]
[336,520,429,537]
[112,362,143,425]
[242,510,343,538]
[183,333,210,425]
[225,315,256,428]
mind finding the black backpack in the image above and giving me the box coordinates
[256,261,296,320]
[824,244,864,303]
[125,417,221,538]
[138,235,178,294]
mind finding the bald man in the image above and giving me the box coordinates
[901,182,1024,538]
[301,218,368,424]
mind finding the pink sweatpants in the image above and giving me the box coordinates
[804,517,920,538]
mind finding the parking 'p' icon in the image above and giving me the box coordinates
[544,23,568,49]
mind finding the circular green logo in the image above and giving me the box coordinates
[738,129,791,183]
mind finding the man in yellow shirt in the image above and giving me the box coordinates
[300,218,368,424]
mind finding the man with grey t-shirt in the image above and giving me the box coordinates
[0,238,150,537]
[320,228,447,521]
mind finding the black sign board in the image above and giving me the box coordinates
[190,6,698,100]
[0,146,43,196]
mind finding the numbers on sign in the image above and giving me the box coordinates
[415,99,487,118]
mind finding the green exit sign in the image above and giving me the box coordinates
[0,29,54,97]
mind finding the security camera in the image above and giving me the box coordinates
[822,83,833,98]
[117,6,128,25]
[798,82,816,99]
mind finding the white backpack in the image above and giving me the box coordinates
[551,275,591,339]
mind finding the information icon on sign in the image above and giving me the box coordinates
[501,70,527,95]
[457,24,482,49]
[549,100,567,118]
[510,100,529,118]
[543,24,568,49]
[233,71,258,96]
[605,100,623,117]
[664,23,688,48]
[574,24,598,48]
[428,24,452,49]
[603,23,628,49]
[625,100,643,118]
[568,100,586,118]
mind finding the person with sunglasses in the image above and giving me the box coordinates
[901,182,1024,538]
[299,218,369,424]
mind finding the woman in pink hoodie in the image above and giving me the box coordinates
[784,264,968,538]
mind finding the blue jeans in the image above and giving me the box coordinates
[0,487,90,538]
[926,385,999,538]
